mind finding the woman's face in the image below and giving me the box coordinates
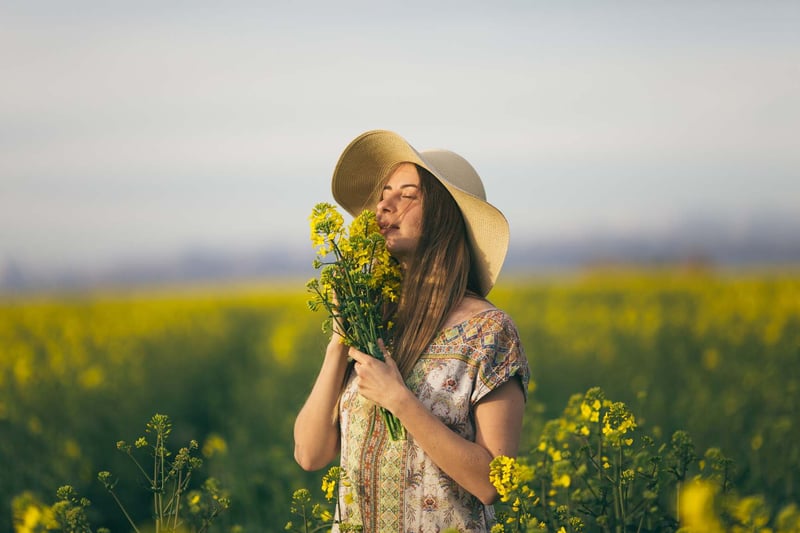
[376,163,423,265]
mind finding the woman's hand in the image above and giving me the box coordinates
[348,340,409,412]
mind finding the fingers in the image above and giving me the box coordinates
[350,343,394,372]
[348,346,369,364]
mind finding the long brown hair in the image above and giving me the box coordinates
[389,165,482,377]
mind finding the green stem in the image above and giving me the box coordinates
[618,446,626,526]
[380,407,405,440]
[106,488,141,533]
[157,437,166,532]
[125,451,155,486]
[172,471,183,532]
[153,439,160,533]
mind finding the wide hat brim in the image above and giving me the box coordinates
[331,129,509,296]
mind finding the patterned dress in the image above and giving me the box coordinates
[335,309,530,532]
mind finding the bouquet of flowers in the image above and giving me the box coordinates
[306,202,405,440]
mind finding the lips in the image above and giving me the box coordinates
[379,225,398,237]
[377,218,398,235]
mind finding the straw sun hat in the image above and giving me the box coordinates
[331,129,509,296]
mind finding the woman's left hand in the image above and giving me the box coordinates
[349,340,408,411]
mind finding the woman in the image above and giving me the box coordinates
[294,130,529,532]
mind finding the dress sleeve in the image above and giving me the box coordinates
[471,311,530,405]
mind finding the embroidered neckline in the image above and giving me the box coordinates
[438,308,502,337]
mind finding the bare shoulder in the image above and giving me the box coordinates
[463,295,496,315]
[442,295,497,329]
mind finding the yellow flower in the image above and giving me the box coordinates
[202,433,228,458]
[489,456,520,502]
[321,466,341,501]
[309,202,344,255]
[553,474,571,488]
[306,204,404,439]
[602,401,637,447]
[580,389,604,422]
[679,480,724,533]
[20,504,42,532]
[307,204,401,351]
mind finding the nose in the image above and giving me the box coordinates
[375,195,397,228]
[376,194,394,214]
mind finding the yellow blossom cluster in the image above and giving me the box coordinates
[309,202,344,256]
[489,455,541,531]
[306,202,402,346]
[306,202,404,439]
[489,456,523,503]
[601,401,637,447]
[321,466,340,501]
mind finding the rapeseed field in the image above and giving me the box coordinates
[2,270,798,531]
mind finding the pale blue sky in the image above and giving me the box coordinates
[1,1,798,272]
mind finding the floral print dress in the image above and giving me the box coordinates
[335,309,530,532]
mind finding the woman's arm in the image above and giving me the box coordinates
[293,335,350,471]
[348,346,525,504]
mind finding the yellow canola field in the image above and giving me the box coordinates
[1,270,798,530]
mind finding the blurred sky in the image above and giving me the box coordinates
[1,1,799,273]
